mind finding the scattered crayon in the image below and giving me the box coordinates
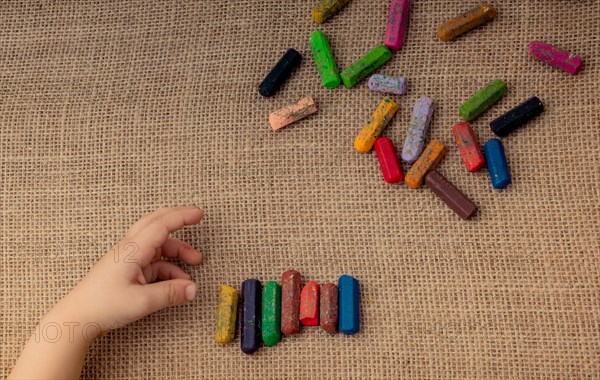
[437,2,497,42]
[310,30,341,89]
[215,285,238,344]
[259,48,302,97]
[311,0,351,24]
[340,45,392,88]
[269,97,318,130]
[402,97,435,163]
[240,279,262,354]
[452,122,485,172]
[374,137,404,184]
[459,79,507,122]
[405,139,447,189]
[338,275,360,335]
[300,281,320,326]
[425,170,478,220]
[320,283,338,334]
[281,270,302,336]
[354,97,399,154]
[367,74,407,95]
[490,96,544,137]
[529,41,582,75]
[262,281,282,347]
[384,0,411,51]
[484,138,511,189]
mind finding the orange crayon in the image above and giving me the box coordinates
[437,3,497,42]
[269,97,318,131]
[405,139,447,189]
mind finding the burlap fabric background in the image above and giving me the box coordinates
[1,0,599,379]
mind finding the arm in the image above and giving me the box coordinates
[9,206,204,379]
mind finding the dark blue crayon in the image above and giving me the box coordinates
[258,48,302,97]
[338,274,360,335]
[241,279,262,354]
[484,138,511,189]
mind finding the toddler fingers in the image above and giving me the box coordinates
[138,279,197,314]
[159,237,203,265]
[142,260,191,284]
[132,207,204,267]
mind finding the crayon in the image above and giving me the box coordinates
[259,48,302,97]
[459,79,507,122]
[529,41,582,75]
[405,139,447,189]
[310,30,341,89]
[215,285,238,344]
[340,45,392,88]
[437,3,497,41]
[354,97,399,154]
[261,281,282,346]
[338,275,360,335]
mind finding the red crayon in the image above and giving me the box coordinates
[281,270,302,335]
[300,281,319,326]
[374,137,404,183]
[452,122,485,172]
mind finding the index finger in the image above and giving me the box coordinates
[125,206,200,238]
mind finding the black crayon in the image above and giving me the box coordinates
[258,48,302,97]
[490,96,544,137]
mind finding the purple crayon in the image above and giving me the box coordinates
[529,41,582,75]
[367,74,407,95]
[402,97,434,163]
[384,0,410,51]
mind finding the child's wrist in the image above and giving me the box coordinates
[43,301,102,343]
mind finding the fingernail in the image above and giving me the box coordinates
[185,283,197,301]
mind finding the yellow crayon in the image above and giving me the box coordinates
[405,139,447,189]
[215,285,238,344]
[354,97,399,154]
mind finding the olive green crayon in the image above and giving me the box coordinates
[312,0,351,24]
[459,79,507,121]
[261,281,281,346]
[310,30,341,89]
[340,45,392,89]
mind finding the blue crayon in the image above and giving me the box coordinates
[241,279,262,354]
[338,275,360,335]
[484,138,511,189]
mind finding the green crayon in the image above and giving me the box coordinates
[340,45,392,89]
[310,30,341,89]
[459,79,507,121]
[261,281,281,346]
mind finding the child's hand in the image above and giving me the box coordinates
[55,206,204,336]
[9,206,205,379]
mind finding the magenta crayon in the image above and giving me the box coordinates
[384,0,410,51]
[529,41,582,75]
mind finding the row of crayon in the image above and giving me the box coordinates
[215,271,360,354]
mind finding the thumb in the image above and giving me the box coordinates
[139,279,197,314]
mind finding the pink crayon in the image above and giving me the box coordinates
[529,41,582,75]
[384,0,410,51]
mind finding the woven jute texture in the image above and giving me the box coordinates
[1,0,599,379]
